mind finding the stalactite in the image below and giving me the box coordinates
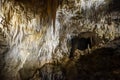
[12,0,64,33]
[51,0,58,32]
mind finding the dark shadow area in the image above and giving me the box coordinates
[76,39,120,80]
[69,37,91,58]
[69,32,100,58]
[109,0,120,12]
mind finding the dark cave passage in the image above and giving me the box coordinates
[69,32,100,58]
[69,37,91,58]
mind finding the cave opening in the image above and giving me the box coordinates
[69,37,90,58]
[69,32,99,58]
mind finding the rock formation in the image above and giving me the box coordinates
[0,0,120,80]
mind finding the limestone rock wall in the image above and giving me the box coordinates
[0,0,120,80]
[0,0,61,79]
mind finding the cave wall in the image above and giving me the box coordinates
[0,0,61,79]
[0,0,120,79]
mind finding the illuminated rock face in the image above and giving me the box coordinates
[0,0,120,80]
[0,1,61,79]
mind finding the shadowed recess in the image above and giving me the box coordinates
[109,0,120,11]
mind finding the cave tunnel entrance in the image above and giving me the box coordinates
[69,36,92,58]
[69,32,98,58]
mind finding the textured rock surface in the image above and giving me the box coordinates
[0,28,9,79]
[0,0,120,80]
